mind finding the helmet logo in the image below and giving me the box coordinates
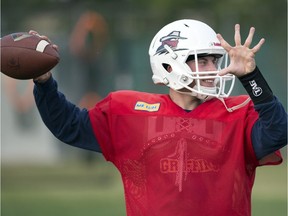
[155,31,187,55]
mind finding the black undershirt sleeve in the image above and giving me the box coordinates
[239,66,287,160]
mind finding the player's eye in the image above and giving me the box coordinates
[197,59,207,65]
[213,58,219,66]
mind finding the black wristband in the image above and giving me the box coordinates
[238,66,274,105]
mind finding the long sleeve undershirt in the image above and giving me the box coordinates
[33,76,287,160]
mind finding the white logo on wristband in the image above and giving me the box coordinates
[249,80,263,97]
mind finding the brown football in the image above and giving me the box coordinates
[1,32,60,79]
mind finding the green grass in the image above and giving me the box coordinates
[1,162,126,216]
[252,164,287,216]
[1,161,287,216]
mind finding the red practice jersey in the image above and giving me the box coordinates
[89,90,282,216]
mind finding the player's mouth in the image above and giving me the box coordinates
[201,79,215,87]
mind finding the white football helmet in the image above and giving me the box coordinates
[149,19,235,100]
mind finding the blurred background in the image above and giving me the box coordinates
[1,0,287,215]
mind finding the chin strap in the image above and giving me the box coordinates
[174,89,251,112]
[217,97,251,112]
[175,85,217,101]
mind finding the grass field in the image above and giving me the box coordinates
[1,161,287,216]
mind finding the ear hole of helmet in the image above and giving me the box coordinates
[162,63,172,73]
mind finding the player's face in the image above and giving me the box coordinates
[186,56,218,87]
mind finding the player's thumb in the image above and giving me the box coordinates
[218,67,230,76]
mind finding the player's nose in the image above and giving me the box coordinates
[206,61,217,71]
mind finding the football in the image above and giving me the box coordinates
[1,32,60,79]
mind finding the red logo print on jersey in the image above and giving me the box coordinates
[160,138,219,192]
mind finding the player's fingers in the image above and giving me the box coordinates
[244,27,255,47]
[38,34,52,44]
[252,38,265,53]
[234,24,241,46]
[40,35,52,43]
[29,30,52,44]
[52,44,59,52]
[29,30,40,36]
[216,33,232,52]
[218,66,230,76]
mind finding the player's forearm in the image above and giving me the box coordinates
[239,67,287,159]
[33,76,102,152]
[251,97,287,160]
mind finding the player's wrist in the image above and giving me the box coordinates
[33,71,52,83]
[238,66,274,105]
[33,72,58,96]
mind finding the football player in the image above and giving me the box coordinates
[32,19,287,216]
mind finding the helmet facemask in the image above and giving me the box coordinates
[178,51,235,100]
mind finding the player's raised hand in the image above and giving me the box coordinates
[29,30,59,52]
[29,30,57,83]
[217,24,265,77]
